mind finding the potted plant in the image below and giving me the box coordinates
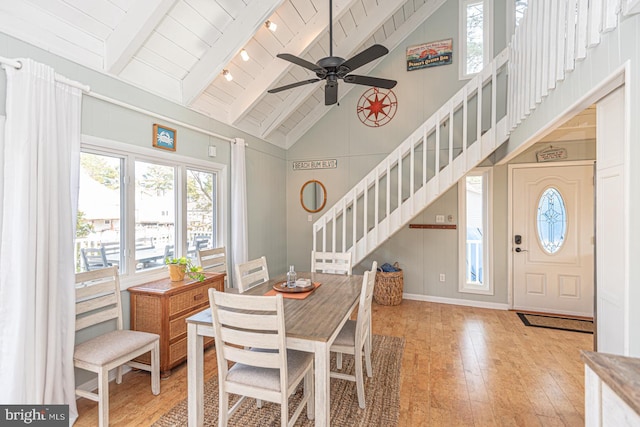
[165,256,205,282]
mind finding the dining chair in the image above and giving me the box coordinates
[197,246,227,273]
[198,246,227,288]
[234,256,269,293]
[80,246,111,271]
[208,289,314,427]
[311,251,352,275]
[74,266,160,427]
[330,261,377,408]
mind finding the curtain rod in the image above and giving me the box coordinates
[0,55,237,144]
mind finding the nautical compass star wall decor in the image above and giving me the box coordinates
[356,88,398,127]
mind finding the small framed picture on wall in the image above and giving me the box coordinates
[153,124,177,151]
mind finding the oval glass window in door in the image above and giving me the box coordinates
[536,187,567,254]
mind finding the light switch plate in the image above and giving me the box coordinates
[435,215,445,223]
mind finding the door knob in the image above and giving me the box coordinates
[515,247,528,253]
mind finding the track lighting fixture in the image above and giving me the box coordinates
[240,49,249,61]
[222,69,233,81]
[265,20,277,31]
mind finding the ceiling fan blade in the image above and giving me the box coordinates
[343,74,397,89]
[340,45,389,73]
[268,79,321,94]
[276,53,324,73]
[325,83,338,105]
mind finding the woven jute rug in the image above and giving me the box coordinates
[517,312,594,334]
[154,335,404,426]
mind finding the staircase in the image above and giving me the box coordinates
[312,51,509,265]
[312,0,624,266]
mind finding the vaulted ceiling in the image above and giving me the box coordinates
[0,0,445,148]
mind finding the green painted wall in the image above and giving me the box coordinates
[286,0,512,303]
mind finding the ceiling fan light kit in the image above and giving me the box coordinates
[268,0,397,106]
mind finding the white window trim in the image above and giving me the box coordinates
[81,134,228,290]
[458,168,494,295]
[459,0,494,80]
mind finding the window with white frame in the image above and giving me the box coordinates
[75,143,223,286]
[458,169,493,294]
[459,0,493,79]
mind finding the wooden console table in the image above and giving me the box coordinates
[129,272,224,377]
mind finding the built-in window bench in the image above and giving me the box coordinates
[582,351,640,426]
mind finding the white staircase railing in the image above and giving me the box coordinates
[312,50,510,266]
[312,0,623,266]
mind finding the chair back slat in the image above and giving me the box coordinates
[198,247,227,274]
[75,279,116,300]
[76,293,118,316]
[234,257,269,292]
[217,309,279,330]
[220,328,280,350]
[311,251,352,275]
[75,266,123,332]
[75,306,121,331]
[222,346,281,369]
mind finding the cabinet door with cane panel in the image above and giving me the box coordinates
[129,273,224,376]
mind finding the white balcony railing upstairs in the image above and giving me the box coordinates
[312,50,510,266]
[508,0,622,130]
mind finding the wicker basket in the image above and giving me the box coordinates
[374,268,403,306]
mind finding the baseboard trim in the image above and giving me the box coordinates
[76,366,132,399]
[402,293,509,310]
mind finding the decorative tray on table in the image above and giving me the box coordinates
[273,279,315,293]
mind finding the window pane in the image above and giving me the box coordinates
[76,153,122,272]
[466,1,484,75]
[536,187,566,254]
[135,161,175,271]
[515,0,528,27]
[466,175,483,284]
[186,169,216,263]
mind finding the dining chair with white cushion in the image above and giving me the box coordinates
[310,251,352,275]
[74,266,160,427]
[330,261,377,408]
[208,289,314,427]
[234,256,269,293]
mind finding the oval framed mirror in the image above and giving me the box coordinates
[300,180,327,213]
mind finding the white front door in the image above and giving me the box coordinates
[511,164,594,317]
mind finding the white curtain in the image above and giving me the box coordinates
[0,59,82,424]
[230,137,248,288]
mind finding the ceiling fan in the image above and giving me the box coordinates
[267,0,397,106]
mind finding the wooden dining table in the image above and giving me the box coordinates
[186,271,363,427]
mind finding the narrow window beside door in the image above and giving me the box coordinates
[459,169,493,294]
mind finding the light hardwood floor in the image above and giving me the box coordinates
[75,300,593,426]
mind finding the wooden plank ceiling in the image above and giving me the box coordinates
[0,0,445,148]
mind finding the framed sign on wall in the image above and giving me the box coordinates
[153,124,177,151]
[406,39,453,71]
